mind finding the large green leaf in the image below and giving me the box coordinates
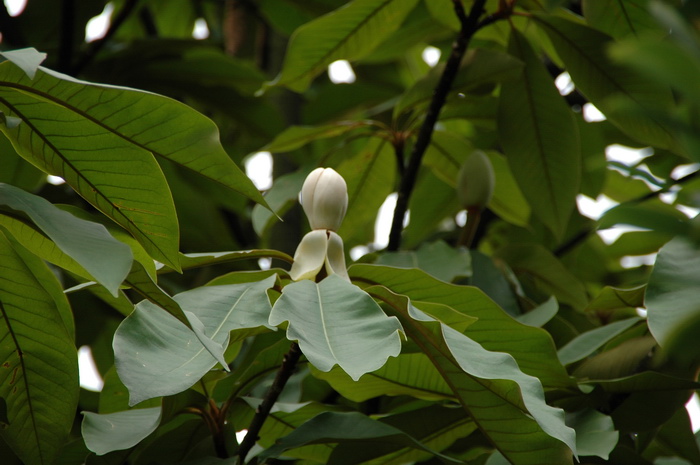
[82,407,162,456]
[269,0,421,92]
[0,183,132,296]
[0,60,268,268]
[349,264,575,389]
[533,15,681,153]
[567,409,618,460]
[498,28,580,238]
[487,151,531,227]
[0,232,79,465]
[367,285,577,465]
[646,235,700,347]
[262,121,373,153]
[269,275,403,381]
[257,411,462,464]
[113,277,275,405]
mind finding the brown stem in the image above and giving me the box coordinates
[458,207,482,248]
[238,342,302,463]
[386,0,492,251]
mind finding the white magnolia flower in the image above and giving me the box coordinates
[289,168,350,282]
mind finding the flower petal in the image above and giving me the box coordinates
[289,230,328,281]
[325,231,349,281]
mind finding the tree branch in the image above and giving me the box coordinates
[554,169,700,256]
[70,0,142,75]
[386,0,490,251]
[238,342,302,463]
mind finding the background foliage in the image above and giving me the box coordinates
[2,0,700,464]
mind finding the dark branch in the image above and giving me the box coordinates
[386,0,491,251]
[71,0,142,75]
[554,168,700,256]
[238,342,302,463]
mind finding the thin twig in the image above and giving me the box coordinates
[386,0,491,251]
[554,169,700,256]
[70,0,142,75]
[238,342,302,463]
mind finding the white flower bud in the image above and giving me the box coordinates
[300,168,348,231]
[457,150,495,210]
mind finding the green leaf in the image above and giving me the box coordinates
[269,0,421,92]
[312,353,452,402]
[599,203,690,236]
[517,296,559,327]
[367,285,577,464]
[645,235,700,347]
[422,130,472,187]
[495,244,589,309]
[582,0,663,39]
[0,62,269,268]
[269,275,403,381]
[582,371,700,393]
[252,170,308,238]
[558,317,642,365]
[113,277,275,405]
[498,28,580,237]
[533,14,681,153]
[487,151,531,227]
[332,405,476,465]
[396,47,524,118]
[170,249,294,273]
[0,232,79,465]
[349,264,574,389]
[0,48,46,79]
[376,240,471,283]
[336,137,396,245]
[82,407,162,456]
[262,121,373,153]
[257,411,462,463]
[0,183,132,296]
[567,409,618,460]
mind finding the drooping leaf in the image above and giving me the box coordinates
[269,0,421,92]
[487,151,531,227]
[367,285,577,465]
[269,275,403,381]
[599,203,690,237]
[349,264,575,389]
[0,183,132,296]
[114,277,275,405]
[566,409,618,460]
[533,14,682,154]
[558,317,642,365]
[0,232,79,465]
[82,407,162,456]
[645,235,700,347]
[498,27,580,237]
[257,411,462,464]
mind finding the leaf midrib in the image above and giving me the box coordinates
[0,298,44,465]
